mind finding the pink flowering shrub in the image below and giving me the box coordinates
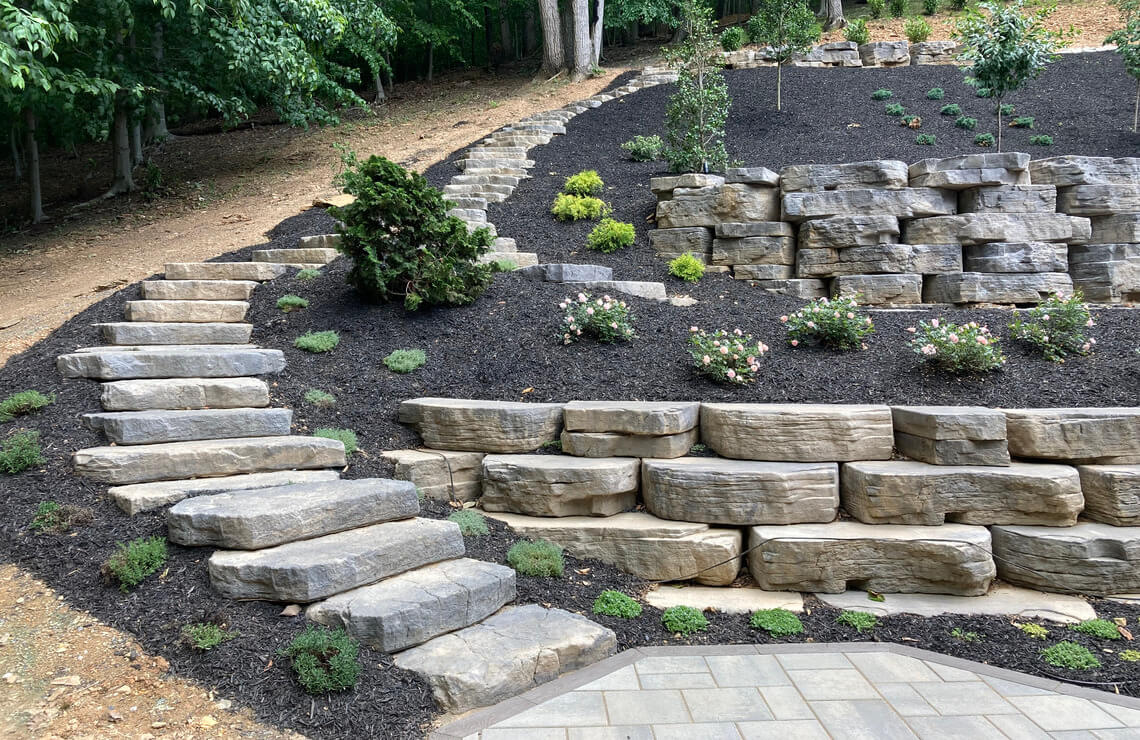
[559,293,635,345]
[687,327,769,384]
[908,318,1005,374]
[1009,291,1096,363]
[782,296,875,350]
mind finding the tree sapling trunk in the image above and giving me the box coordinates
[24,109,43,223]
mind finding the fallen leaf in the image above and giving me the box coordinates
[1119,625,1134,641]
[521,387,533,394]
[575,568,591,575]
[200,716,218,728]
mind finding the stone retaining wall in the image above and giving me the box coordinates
[391,398,1140,597]
[721,40,958,69]
[649,154,1140,305]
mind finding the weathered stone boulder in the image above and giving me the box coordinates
[100,322,253,346]
[650,173,724,198]
[833,274,922,304]
[733,264,794,280]
[141,279,258,301]
[748,278,828,299]
[958,184,1057,214]
[307,558,517,653]
[1078,465,1140,526]
[857,41,910,67]
[1090,213,1140,244]
[1029,156,1140,187]
[485,511,742,585]
[1068,243,1140,303]
[795,243,960,277]
[57,348,286,380]
[909,153,1030,190]
[903,213,1083,245]
[481,455,639,516]
[783,188,956,222]
[99,377,270,411]
[87,407,292,445]
[779,161,908,193]
[922,272,1073,304]
[700,404,894,462]
[991,523,1140,595]
[909,40,958,65]
[398,398,563,453]
[891,405,1010,466]
[713,235,795,265]
[963,242,1068,273]
[566,279,668,302]
[563,401,699,436]
[1056,184,1140,216]
[657,183,780,227]
[561,429,697,459]
[108,470,340,515]
[724,167,780,186]
[649,227,713,259]
[1004,408,1140,464]
[841,461,1082,526]
[642,458,838,525]
[517,263,613,282]
[797,215,900,250]
[380,449,484,502]
[792,41,861,67]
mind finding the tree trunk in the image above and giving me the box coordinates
[427,42,434,81]
[776,62,783,111]
[10,126,22,183]
[996,100,1003,152]
[24,109,43,223]
[570,0,591,81]
[374,73,386,102]
[106,97,136,196]
[626,20,638,45]
[590,0,605,67]
[500,0,514,60]
[538,0,564,77]
[144,22,171,143]
[130,120,143,167]
[1134,78,1139,133]
[819,0,846,30]
[385,52,394,92]
[524,7,538,56]
[484,5,494,68]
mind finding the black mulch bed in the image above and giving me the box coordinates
[3,53,1140,738]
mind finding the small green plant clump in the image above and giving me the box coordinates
[837,610,878,633]
[750,608,804,637]
[304,389,337,408]
[30,501,62,532]
[885,102,906,116]
[844,18,870,45]
[314,428,357,455]
[720,25,747,51]
[688,327,769,384]
[551,193,609,221]
[909,318,1005,374]
[889,0,907,17]
[593,590,643,618]
[669,253,706,283]
[294,330,340,353]
[277,295,309,313]
[905,17,932,44]
[869,0,886,18]
[507,539,564,577]
[0,390,55,422]
[1071,618,1121,640]
[916,133,937,145]
[29,501,92,533]
[539,439,563,453]
[940,103,962,116]
[1018,623,1050,639]
[923,0,938,15]
[492,259,518,272]
[1041,641,1101,670]
[955,115,978,129]
[296,268,322,281]
[1121,650,1140,662]
[1029,134,1054,146]
[783,296,875,350]
[950,0,966,8]
[998,102,1016,116]
[1010,115,1035,128]
[281,626,360,694]
[587,218,635,253]
[974,133,996,147]
[926,87,945,100]
[950,627,983,643]
[559,292,635,345]
[102,536,167,592]
[383,348,427,373]
[1,430,44,474]
[448,510,490,536]
[182,622,235,651]
[621,135,664,161]
[1009,291,1095,362]
[871,88,894,101]
[563,170,604,196]
[661,605,709,635]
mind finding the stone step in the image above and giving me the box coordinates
[109,470,341,515]
[477,251,538,268]
[748,522,995,596]
[165,262,288,281]
[251,248,339,264]
[208,517,464,602]
[465,221,496,237]
[466,147,528,158]
[256,263,326,271]
[443,183,514,197]
[380,449,484,502]
[453,158,535,171]
[564,280,667,302]
[393,604,616,714]
[462,167,528,178]
[72,435,346,484]
[564,401,700,436]
[481,454,639,517]
[447,208,487,223]
[491,237,517,252]
[72,344,258,353]
[298,234,341,250]
[445,197,488,210]
[991,523,1140,595]
[100,377,270,411]
[399,397,564,453]
[307,558,517,653]
[701,404,894,462]
[84,407,293,445]
[141,280,258,301]
[167,478,418,549]
[124,300,249,323]
[98,322,253,346]
[517,264,613,283]
[561,429,697,459]
[58,347,285,380]
[1077,464,1140,526]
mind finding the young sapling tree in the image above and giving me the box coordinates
[748,0,821,111]
[663,0,731,172]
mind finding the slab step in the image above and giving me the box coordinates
[251,248,339,264]
[394,604,616,713]
[492,237,517,252]
[109,470,341,515]
[124,300,248,324]
[99,322,252,346]
[165,262,288,281]
[84,407,293,445]
[990,523,1140,595]
[71,344,257,353]
[208,517,464,602]
[57,348,285,380]
[307,558,517,653]
[141,280,258,301]
[517,264,614,282]
[481,454,639,517]
[478,251,538,268]
[100,377,270,411]
[565,280,667,302]
[72,435,345,484]
[167,478,418,549]
[298,234,341,250]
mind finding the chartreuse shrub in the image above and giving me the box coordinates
[563,170,604,196]
[1042,641,1100,670]
[448,510,490,536]
[909,318,1005,374]
[296,268,321,281]
[29,501,92,533]
[783,296,875,350]
[314,428,357,455]
[507,539,564,577]
[0,390,54,422]
[688,327,769,384]
[869,0,886,18]
[926,87,945,100]
[837,610,878,633]
[665,0,730,169]
[975,132,996,147]
[1121,650,1140,662]
[941,103,962,116]
[182,622,236,651]
[1019,623,1050,639]
[294,330,340,353]
[885,103,906,116]
[669,253,706,283]
[916,133,937,145]
[587,219,635,253]
[102,536,167,592]
[661,605,708,635]
[281,626,360,694]
[844,19,870,45]
[593,590,643,618]
[304,389,336,408]
[1,430,43,474]
[955,114,978,129]
[750,608,804,637]
[331,153,493,311]
[905,17,932,44]
[383,348,427,373]
[1072,618,1121,640]
[720,26,747,51]
[871,88,894,101]
[1009,291,1096,362]
[551,193,608,221]
[621,135,663,161]
[277,294,308,312]
[1029,134,1054,146]
[559,292,635,344]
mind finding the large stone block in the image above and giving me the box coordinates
[642,458,838,525]
[833,274,922,304]
[779,161,909,193]
[1068,244,1140,303]
[701,404,893,462]
[714,221,795,238]
[398,398,563,453]
[481,455,639,517]
[99,377,269,411]
[903,213,1082,246]
[649,227,713,259]
[958,184,1057,214]
[87,407,292,445]
[1089,213,1140,244]
[922,272,1073,304]
[909,152,1030,190]
[517,263,613,282]
[858,41,910,67]
[963,242,1067,273]
[724,167,780,186]
[380,449,484,502]
[251,248,339,264]
[650,173,725,198]
[657,183,780,228]
[561,429,697,459]
[782,188,956,222]
[1029,156,1140,187]
[123,300,248,323]
[1004,408,1140,464]
[795,243,960,277]
[99,322,253,346]
[108,470,340,515]
[991,523,1140,595]
[909,40,958,65]
[164,262,287,281]
[749,278,828,299]
[57,348,286,380]
[1077,465,1140,526]
[797,215,900,250]
[892,405,1007,440]
[894,434,1011,467]
[841,461,1082,526]
[565,280,668,302]
[1056,184,1140,216]
[733,264,795,280]
[713,235,795,265]
[563,401,699,436]
[486,511,742,585]
[140,280,258,301]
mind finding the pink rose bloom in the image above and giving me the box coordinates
[780,315,788,323]
[713,340,720,347]
[790,339,799,347]
[720,346,729,355]
[977,337,988,345]
[610,322,618,328]
[922,344,936,356]
[931,319,939,328]
[806,321,815,329]
[861,343,868,350]
[1087,319,1095,327]
[747,356,756,364]
[834,311,841,318]
[559,302,567,309]
[575,329,582,336]
[1090,337,1097,344]
[734,328,743,336]
[702,355,711,365]
[578,293,587,303]
[586,307,594,315]
[759,343,768,352]
[969,321,978,329]
[847,312,855,319]
[949,334,959,344]
[690,326,699,332]
[1082,343,1091,352]
[1042,314,1050,321]
[750,364,759,372]
[726,369,736,379]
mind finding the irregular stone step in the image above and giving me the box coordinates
[398,398,564,453]
[795,243,960,277]
[565,280,667,302]
[959,185,1057,214]
[208,517,464,602]
[491,237,517,252]
[725,166,781,186]
[643,458,838,525]
[779,160,909,193]
[1077,465,1140,526]
[1029,155,1140,187]
[453,158,535,171]
[563,401,699,436]
[902,213,1087,245]
[297,234,341,250]
[141,280,258,301]
[517,264,614,282]
[990,523,1140,595]
[85,407,293,445]
[451,174,521,187]
[841,460,1082,526]
[99,322,253,346]
[485,511,742,586]
[71,344,257,353]
[1004,408,1140,464]
[477,251,537,268]
[560,429,697,459]
[782,188,956,222]
[165,263,288,281]
[922,272,1073,304]
[447,196,488,210]
[817,584,1095,623]
[251,248,339,264]
[447,208,487,223]
[168,478,418,549]
[748,522,995,595]
[73,435,346,484]
[100,377,270,411]
[380,449,484,502]
[749,278,828,299]
[858,40,910,67]
[701,404,894,462]
[908,152,1030,190]
[962,242,1067,274]
[307,558,516,653]
[57,348,285,380]
[481,455,639,517]
[797,215,900,250]
[108,470,340,515]
[124,300,249,323]
[394,605,616,713]
[651,174,724,197]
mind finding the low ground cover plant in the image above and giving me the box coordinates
[102,536,167,592]
[661,605,708,635]
[621,135,663,161]
[1029,134,1054,145]
[975,132,996,146]
[782,296,875,350]
[277,295,308,313]
[1042,641,1100,669]
[507,539,564,577]
[1018,623,1049,639]
[750,608,804,637]
[294,330,340,353]
[593,590,642,618]
[1,430,43,474]
[688,327,768,384]
[916,133,936,145]
[905,17,932,44]
[909,318,1005,373]
[926,87,944,100]
[669,253,705,283]
[871,88,894,101]
[1122,650,1140,662]
[0,390,54,422]
[885,102,905,116]
[559,293,635,344]
[304,389,336,408]
[29,501,92,533]
[837,610,878,632]
[998,102,1016,116]
[844,19,870,45]
[383,348,427,373]
[296,268,321,281]
[1072,618,1121,640]
[720,26,747,51]
[587,218,635,253]
[551,193,608,221]
[951,627,983,643]
[563,170,604,196]
[1009,292,1095,362]
[448,510,490,536]
[281,626,360,694]
[955,115,978,129]
[1010,115,1035,128]
[314,428,357,454]
[182,622,235,651]
[941,103,962,116]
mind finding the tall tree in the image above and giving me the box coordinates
[747,0,820,111]
[537,0,564,77]
[818,0,845,31]
[663,0,729,173]
[570,0,592,80]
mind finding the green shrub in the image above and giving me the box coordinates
[1009,291,1095,362]
[559,292,635,344]
[551,193,608,221]
[277,294,309,313]
[688,327,769,384]
[837,610,878,633]
[950,627,982,643]
[563,170,604,196]
[102,536,167,592]
[314,428,357,455]
[955,115,978,129]
[905,17,932,43]
[304,389,337,408]
[889,0,907,17]
[998,102,1015,116]
[909,318,1005,374]
[294,330,340,353]
[587,218,635,253]
[666,0,731,167]
[871,88,894,101]
[974,132,996,147]
[950,0,967,9]
[916,133,937,145]
[29,501,91,533]
[1010,115,1035,128]
[492,259,518,272]
[507,539,564,577]
[280,626,360,694]
[1121,650,1140,662]
[296,268,322,281]
[885,102,906,116]
[1029,134,1054,146]
[332,154,494,311]
[661,605,709,635]
[182,623,235,651]
[30,501,61,532]
[975,86,992,97]
[720,26,747,51]
[593,590,643,618]
[923,0,938,14]
[1041,641,1101,670]
[784,296,875,350]
[0,390,54,422]
[940,103,962,116]
[1019,623,1049,639]
[844,19,870,45]
[448,510,490,536]
[1072,618,1121,640]
[869,0,886,18]
[749,608,804,637]
[1,430,43,474]
[383,348,427,373]
[621,135,664,161]
[669,253,706,283]
[926,87,945,100]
